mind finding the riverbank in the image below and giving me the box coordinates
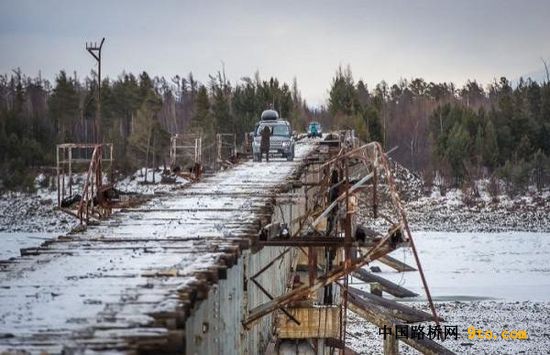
[368,162,550,233]
[405,186,550,233]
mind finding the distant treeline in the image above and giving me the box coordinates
[0,66,549,192]
[327,66,550,192]
[0,69,310,191]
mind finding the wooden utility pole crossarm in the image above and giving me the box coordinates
[86,37,105,143]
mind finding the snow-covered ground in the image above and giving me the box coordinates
[367,161,550,233]
[347,299,550,355]
[115,167,189,195]
[0,189,72,234]
[406,186,550,233]
[0,168,190,236]
[0,168,191,263]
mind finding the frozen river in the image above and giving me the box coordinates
[355,231,550,302]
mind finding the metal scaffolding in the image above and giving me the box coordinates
[246,132,451,354]
[169,133,203,181]
[56,143,114,224]
[170,133,202,165]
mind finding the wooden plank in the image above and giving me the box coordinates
[370,282,383,297]
[384,331,399,355]
[348,299,455,355]
[348,287,441,323]
[379,255,417,272]
[352,268,418,298]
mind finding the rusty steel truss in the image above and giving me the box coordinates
[248,133,452,354]
[169,133,203,181]
[56,143,114,224]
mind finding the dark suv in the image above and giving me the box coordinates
[252,110,295,161]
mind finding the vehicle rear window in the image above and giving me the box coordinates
[256,124,290,136]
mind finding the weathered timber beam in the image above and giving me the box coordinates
[346,289,410,323]
[378,255,417,272]
[258,234,396,248]
[348,286,442,323]
[348,299,455,355]
[44,238,250,252]
[258,237,354,247]
[177,192,269,198]
[18,245,241,257]
[56,236,249,243]
[352,268,418,298]
[120,208,259,213]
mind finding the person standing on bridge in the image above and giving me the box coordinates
[260,125,271,162]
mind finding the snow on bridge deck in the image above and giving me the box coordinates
[0,141,315,353]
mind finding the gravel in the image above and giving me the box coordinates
[347,301,550,355]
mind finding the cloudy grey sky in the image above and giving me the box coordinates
[1,0,549,106]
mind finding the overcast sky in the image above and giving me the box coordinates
[1,0,549,106]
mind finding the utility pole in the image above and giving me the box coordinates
[86,37,105,143]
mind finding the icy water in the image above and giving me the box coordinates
[0,232,57,260]
[355,231,550,302]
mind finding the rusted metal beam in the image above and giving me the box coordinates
[251,248,291,280]
[258,237,353,247]
[320,143,374,169]
[250,278,300,326]
[309,172,374,231]
[259,232,395,247]
[243,228,401,327]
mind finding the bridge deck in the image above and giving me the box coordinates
[0,142,315,353]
